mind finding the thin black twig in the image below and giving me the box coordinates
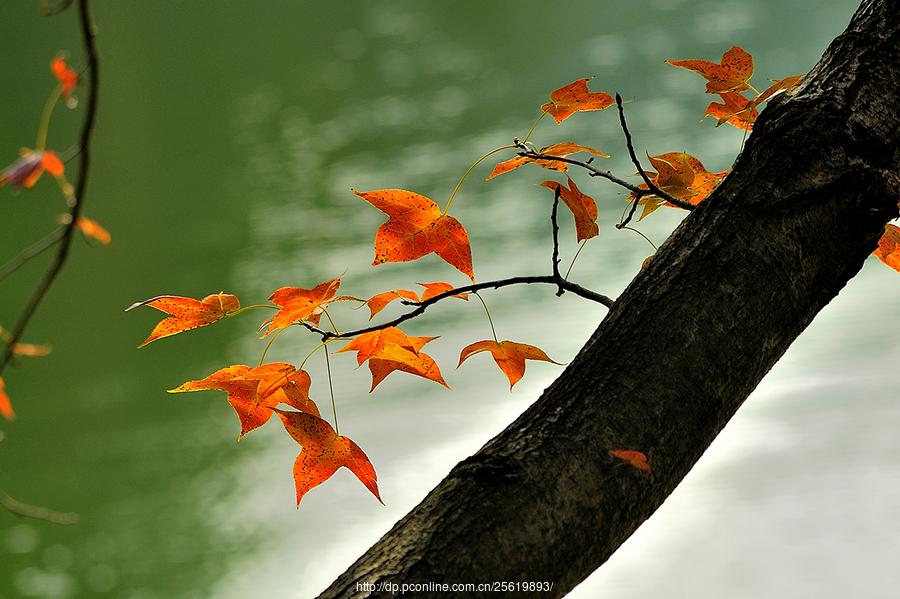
[1,0,99,374]
[0,228,66,282]
[550,185,564,296]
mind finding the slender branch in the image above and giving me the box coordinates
[0,487,78,524]
[0,227,65,282]
[614,92,696,212]
[550,185,564,296]
[517,151,647,195]
[0,0,99,375]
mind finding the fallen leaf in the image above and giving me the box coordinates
[874,224,900,272]
[457,340,561,390]
[169,363,319,439]
[265,276,343,335]
[610,449,652,473]
[0,377,13,421]
[540,78,615,124]
[0,149,64,189]
[540,177,599,242]
[354,188,474,281]
[273,408,382,507]
[126,292,240,348]
[488,142,608,180]
[666,46,754,94]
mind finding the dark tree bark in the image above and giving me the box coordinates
[320,1,900,596]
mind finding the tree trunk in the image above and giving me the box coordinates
[320,1,900,596]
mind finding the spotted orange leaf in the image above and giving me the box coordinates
[0,377,13,421]
[0,149,64,189]
[364,282,467,319]
[457,340,561,390]
[338,327,446,390]
[337,326,435,365]
[272,408,381,507]
[169,363,319,439]
[418,281,468,302]
[488,142,608,180]
[354,189,474,282]
[264,276,343,335]
[874,224,900,272]
[51,57,78,98]
[127,292,240,348]
[705,92,757,131]
[540,78,615,124]
[610,449,652,473]
[540,177,599,242]
[666,46,754,94]
[629,152,728,219]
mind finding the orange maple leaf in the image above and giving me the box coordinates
[264,276,344,335]
[610,449,652,473]
[705,92,758,131]
[338,327,447,391]
[61,215,111,245]
[0,377,13,421]
[0,149,64,189]
[666,46,754,94]
[169,363,319,439]
[273,408,382,507]
[126,292,240,348]
[51,57,78,98]
[457,340,561,390]
[364,281,467,319]
[540,78,615,124]
[540,177,599,242]
[629,152,728,219]
[488,142,608,180]
[874,224,900,272]
[354,189,474,282]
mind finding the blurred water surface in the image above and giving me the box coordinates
[2,1,897,598]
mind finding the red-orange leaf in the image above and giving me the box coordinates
[74,216,111,245]
[364,282,467,319]
[705,92,757,131]
[169,363,319,439]
[488,142,608,180]
[273,408,382,507]
[12,343,52,357]
[265,276,343,335]
[0,149,64,189]
[354,189,474,281]
[540,177,599,242]
[610,449,652,473]
[457,340,561,390]
[540,78,615,124]
[127,292,240,348]
[874,224,900,272]
[629,152,728,219]
[666,46,754,94]
[418,281,468,302]
[337,326,435,365]
[338,327,446,390]
[51,57,78,98]
[751,74,804,107]
[0,377,13,421]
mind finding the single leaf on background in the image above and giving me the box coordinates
[264,276,344,335]
[610,449,652,473]
[367,343,448,391]
[337,326,436,365]
[705,92,758,131]
[0,377,13,421]
[457,340,561,390]
[354,189,474,281]
[488,142,608,180]
[0,149,64,189]
[272,408,382,507]
[12,343,52,357]
[540,177,599,242]
[540,78,615,124]
[74,216,111,245]
[364,282,467,319]
[51,57,78,98]
[748,74,804,109]
[169,363,319,439]
[628,152,728,219]
[126,292,240,348]
[874,224,900,272]
[666,46,754,94]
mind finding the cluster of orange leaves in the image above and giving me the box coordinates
[0,57,111,422]
[123,44,900,506]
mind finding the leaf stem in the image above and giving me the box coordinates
[442,145,516,214]
[620,226,658,251]
[36,86,63,152]
[565,240,588,280]
[324,345,338,435]
[259,327,288,366]
[225,304,277,317]
[473,291,498,343]
[322,308,340,335]
[299,340,328,371]
[522,111,547,143]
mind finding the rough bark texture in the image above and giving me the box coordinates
[320,1,900,596]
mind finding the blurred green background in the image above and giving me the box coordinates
[2,1,897,598]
